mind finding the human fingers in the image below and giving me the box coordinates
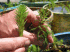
[23,30,43,46]
[30,13,41,27]
[26,7,40,27]
[41,23,53,43]
[10,47,25,52]
[0,37,31,51]
[10,46,29,52]
[23,30,52,50]
[25,7,40,29]
[25,15,41,32]
[25,6,42,28]
[25,12,40,27]
[28,12,53,44]
[47,35,53,43]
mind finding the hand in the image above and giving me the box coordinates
[0,6,53,52]
[23,7,53,50]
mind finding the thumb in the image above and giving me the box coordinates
[47,35,53,43]
[23,30,43,46]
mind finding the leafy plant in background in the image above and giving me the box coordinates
[0,2,18,12]
[5,2,13,8]
[0,5,4,11]
[19,0,57,2]
[28,0,57,2]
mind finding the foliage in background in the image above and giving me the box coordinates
[5,2,13,8]
[21,0,57,2]
[0,2,18,11]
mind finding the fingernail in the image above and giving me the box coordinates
[25,40,31,46]
[30,33,35,36]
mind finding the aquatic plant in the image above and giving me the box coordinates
[3,0,70,52]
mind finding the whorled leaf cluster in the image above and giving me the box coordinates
[16,5,28,36]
